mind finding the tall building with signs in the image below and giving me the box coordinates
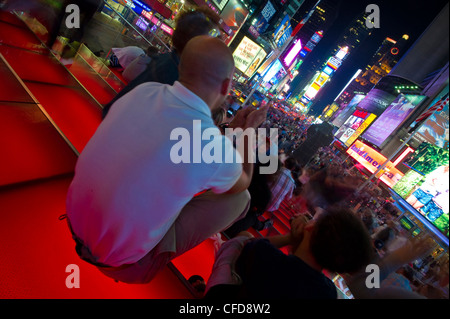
[290,9,372,110]
[334,35,410,107]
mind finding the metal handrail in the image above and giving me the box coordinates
[101,0,171,53]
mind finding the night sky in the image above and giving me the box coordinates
[305,0,449,116]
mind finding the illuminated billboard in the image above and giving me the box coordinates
[263,59,283,82]
[304,85,319,100]
[414,91,449,150]
[232,36,266,76]
[323,66,334,75]
[250,0,276,35]
[363,94,427,147]
[346,140,404,188]
[284,39,302,67]
[273,15,292,48]
[335,109,376,147]
[332,94,366,127]
[394,143,449,238]
[316,72,329,86]
[212,0,229,11]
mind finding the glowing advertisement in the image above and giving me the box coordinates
[233,37,266,76]
[332,94,366,127]
[304,85,319,100]
[273,15,292,48]
[414,93,449,150]
[335,109,375,146]
[396,143,449,237]
[346,140,404,188]
[221,0,248,43]
[364,94,427,147]
[323,66,334,76]
[245,48,267,77]
[284,39,302,67]
[262,59,283,82]
[159,23,173,35]
[344,113,377,147]
[315,72,329,86]
[251,0,276,35]
[357,88,397,116]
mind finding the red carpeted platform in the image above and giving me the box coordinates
[0,176,193,299]
[0,9,306,299]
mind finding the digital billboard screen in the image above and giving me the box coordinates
[346,140,404,188]
[393,142,449,238]
[363,94,427,147]
[332,94,365,128]
[414,97,449,150]
[335,109,376,147]
[357,88,397,116]
[272,15,292,48]
[232,36,266,76]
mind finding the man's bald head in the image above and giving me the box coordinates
[179,35,235,94]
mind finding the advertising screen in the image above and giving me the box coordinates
[346,140,404,188]
[272,15,292,48]
[414,97,449,150]
[357,88,397,116]
[262,59,282,82]
[363,94,427,147]
[284,39,302,67]
[212,0,228,11]
[245,48,267,77]
[221,0,248,34]
[251,0,276,35]
[335,109,376,146]
[394,142,449,238]
[332,94,365,128]
[232,37,266,76]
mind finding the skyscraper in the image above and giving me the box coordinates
[286,0,341,97]
[334,34,410,106]
[290,9,373,112]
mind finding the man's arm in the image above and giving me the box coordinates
[225,103,270,194]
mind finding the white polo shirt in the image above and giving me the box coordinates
[66,81,242,267]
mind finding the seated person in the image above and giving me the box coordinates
[109,46,146,69]
[204,207,374,299]
[65,36,269,284]
[122,46,159,83]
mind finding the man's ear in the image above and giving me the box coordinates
[220,78,231,96]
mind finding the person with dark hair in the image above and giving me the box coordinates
[204,207,374,299]
[188,275,206,296]
[102,6,221,118]
[345,236,435,299]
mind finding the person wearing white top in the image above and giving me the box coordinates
[110,46,145,69]
[122,46,159,83]
[66,36,269,284]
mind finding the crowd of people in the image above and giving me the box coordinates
[59,5,448,300]
[261,106,310,155]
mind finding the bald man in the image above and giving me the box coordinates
[65,36,268,284]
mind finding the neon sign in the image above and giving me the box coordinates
[346,140,404,188]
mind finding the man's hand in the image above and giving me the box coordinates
[229,102,270,130]
[243,102,270,130]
